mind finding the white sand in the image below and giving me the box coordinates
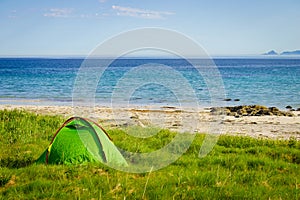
[1,104,300,140]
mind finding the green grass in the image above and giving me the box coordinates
[0,109,299,199]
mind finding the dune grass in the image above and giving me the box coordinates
[0,109,299,199]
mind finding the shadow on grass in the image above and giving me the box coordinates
[0,157,35,169]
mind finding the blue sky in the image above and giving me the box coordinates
[1,0,300,56]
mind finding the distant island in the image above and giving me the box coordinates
[281,50,300,55]
[263,50,300,56]
[263,50,278,55]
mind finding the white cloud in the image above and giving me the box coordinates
[43,8,108,19]
[44,8,73,18]
[8,10,17,19]
[99,0,107,3]
[112,5,174,19]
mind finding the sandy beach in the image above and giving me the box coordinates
[1,104,300,140]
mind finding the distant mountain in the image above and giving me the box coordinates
[262,50,300,56]
[263,50,278,55]
[280,50,300,55]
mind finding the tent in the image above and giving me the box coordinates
[36,117,127,166]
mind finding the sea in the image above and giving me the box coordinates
[0,58,300,110]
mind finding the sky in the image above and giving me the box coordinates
[0,0,300,57]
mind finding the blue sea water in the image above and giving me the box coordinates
[0,58,299,109]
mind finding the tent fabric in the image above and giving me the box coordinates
[36,117,127,166]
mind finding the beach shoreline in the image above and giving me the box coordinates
[1,104,300,140]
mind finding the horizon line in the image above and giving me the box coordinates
[1,54,300,59]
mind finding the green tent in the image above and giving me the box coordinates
[36,117,127,166]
